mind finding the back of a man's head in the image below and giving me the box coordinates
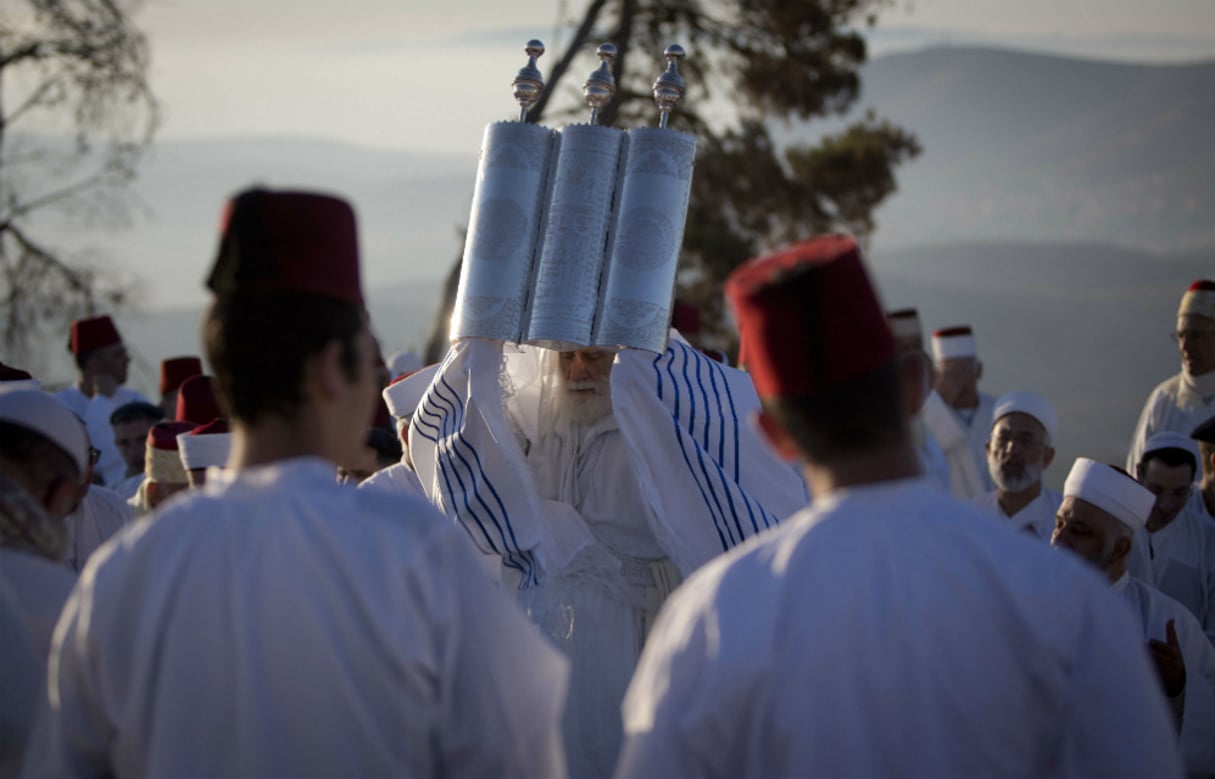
[726,235,906,467]
[203,188,367,426]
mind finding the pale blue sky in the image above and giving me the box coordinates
[140,0,1215,153]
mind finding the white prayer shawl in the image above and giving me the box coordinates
[913,414,952,494]
[0,548,75,658]
[62,486,132,573]
[614,478,1184,779]
[1114,573,1215,775]
[409,335,808,589]
[358,459,428,500]
[55,385,150,487]
[1128,501,1215,645]
[970,487,1062,542]
[1127,372,1215,472]
[1185,487,1214,522]
[24,458,569,779]
[921,390,988,498]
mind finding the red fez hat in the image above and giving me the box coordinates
[207,188,363,305]
[671,300,702,336]
[159,356,203,394]
[175,374,223,425]
[148,420,196,451]
[69,315,122,355]
[725,235,894,399]
[0,361,33,382]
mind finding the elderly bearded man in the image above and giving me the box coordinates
[1053,458,1215,774]
[970,392,1060,541]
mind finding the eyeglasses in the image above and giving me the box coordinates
[1172,329,1215,344]
[87,447,101,465]
[993,432,1044,449]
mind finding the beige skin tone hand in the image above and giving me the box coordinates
[1149,619,1187,698]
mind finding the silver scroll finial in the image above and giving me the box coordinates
[582,43,618,124]
[512,39,546,122]
[652,44,686,129]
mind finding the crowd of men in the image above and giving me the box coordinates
[0,186,1213,778]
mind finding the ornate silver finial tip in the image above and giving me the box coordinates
[513,39,546,121]
[583,42,618,123]
[652,43,687,128]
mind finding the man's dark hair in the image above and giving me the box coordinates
[204,290,363,424]
[0,421,80,493]
[110,401,166,427]
[1142,447,1198,480]
[762,360,905,464]
[366,427,402,468]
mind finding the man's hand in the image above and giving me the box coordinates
[1148,619,1187,698]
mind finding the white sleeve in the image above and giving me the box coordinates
[1126,386,1163,473]
[1177,612,1215,774]
[427,527,570,779]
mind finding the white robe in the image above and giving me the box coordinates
[109,473,143,501]
[1185,487,1214,523]
[615,478,1183,779]
[62,486,132,573]
[55,386,150,487]
[23,458,569,779]
[970,486,1062,542]
[358,459,427,500]
[921,390,992,498]
[1129,501,1215,646]
[0,548,75,658]
[1114,573,1215,775]
[1127,372,1215,472]
[0,576,44,779]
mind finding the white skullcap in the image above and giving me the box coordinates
[387,350,423,377]
[931,326,978,361]
[886,309,921,341]
[177,420,232,470]
[1141,431,1201,471]
[383,364,439,421]
[992,391,1058,442]
[1063,458,1154,533]
[0,388,87,473]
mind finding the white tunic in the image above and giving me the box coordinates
[921,390,992,498]
[55,386,150,487]
[24,458,569,779]
[358,459,427,500]
[1126,373,1215,472]
[0,576,43,779]
[109,473,143,501]
[0,548,75,658]
[62,486,132,573]
[1185,487,1214,523]
[970,487,1062,542]
[1129,501,1215,646]
[615,478,1183,779]
[1114,573,1215,775]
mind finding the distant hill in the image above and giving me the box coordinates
[782,46,1215,252]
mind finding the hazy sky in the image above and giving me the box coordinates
[139,0,1215,154]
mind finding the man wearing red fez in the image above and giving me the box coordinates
[57,314,152,488]
[614,235,1182,778]
[28,188,568,778]
[158,355,202,418]
[883,307,955,494]
[927,324,996,497]
[1127,280,1215,471]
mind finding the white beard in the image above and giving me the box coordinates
[552,379,613,429]
[989,455,1043,493]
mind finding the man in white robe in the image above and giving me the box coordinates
[25,188,568,779]
[1127,432,1215,645]
[970,391,1061,541]
[887,308,956,494]
[0,389,88,657]
[1127,280,1215,471]
[359,364,436,499]
[929,324,995,496]
[1191,416,1215,522]
[411,333,807,778]
[56,316,151,487]
[0,576,43,777]
[615,235,1182,779]
[107,401,163,500]
[1053,457,1215,774]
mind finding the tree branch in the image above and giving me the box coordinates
[529,0,613,122]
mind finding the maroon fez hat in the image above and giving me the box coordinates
[725,235,894,400]
[69,315,122,355]
[175,374,223,425]
[207,188,363,305]
[0,362,33,382]
[160,356,203,395]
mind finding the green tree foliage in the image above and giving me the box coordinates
[0,0,158,369]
